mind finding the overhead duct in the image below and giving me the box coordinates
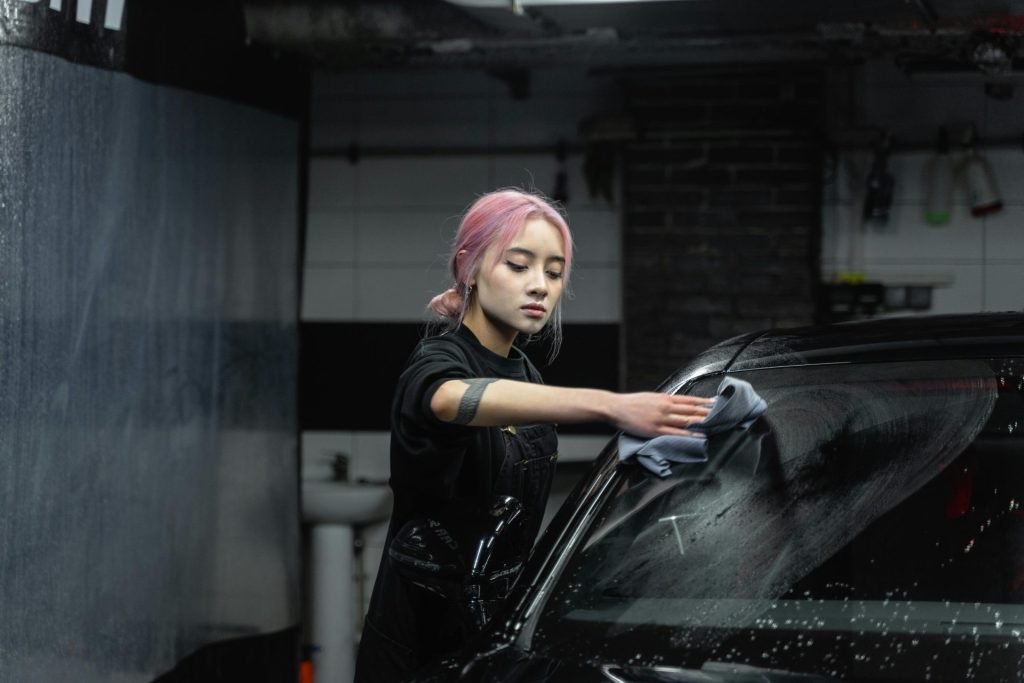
[242,0,502,65]
[241,0,1024,70]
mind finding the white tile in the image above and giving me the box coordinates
[351,432,392,481]
[560,265,621,323]
[356,210,460,265]
[489,154,617,210]
[831,151,872,204]
[361,519,390,549]
[825,200,984,265]
[491,156,558,195]
[567,209,620,265]
[820,201,854,270]
[356,157,492,208]
[305,210,356,265]
[977,149,1024,206]
[983,264,1024,312]
[354,265,450,321]
[555,434,613,462]
[302,266,356,321]
[865,203,985,262]
[888,153,928,205]
[301,431,356,481]
[984,205,1024,261]
[355,98,490,147]
[492,96,596,146]
[308,159,357,210]
[863,263,983,314]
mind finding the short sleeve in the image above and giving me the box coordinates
[394,339,474,438]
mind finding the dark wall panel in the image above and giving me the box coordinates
[301,322,619,435]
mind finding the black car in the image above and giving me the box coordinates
[411,313,1024,683]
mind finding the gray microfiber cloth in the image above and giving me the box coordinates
[618,377,767,478]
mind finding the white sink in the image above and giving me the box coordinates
[302,481,393,525]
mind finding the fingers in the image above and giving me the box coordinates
[673,394,715,406]
[668,397,713,418]
[665,414,704,430]
[659,427,695,437]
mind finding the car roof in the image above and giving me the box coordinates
[662,313,1024,391]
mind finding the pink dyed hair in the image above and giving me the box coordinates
[427,189,574,357]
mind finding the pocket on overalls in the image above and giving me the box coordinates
[495,424,559,544]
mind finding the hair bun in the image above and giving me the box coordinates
[427,287,463,317]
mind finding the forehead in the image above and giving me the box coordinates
[507,217,565,256]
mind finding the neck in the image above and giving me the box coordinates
[461,310,515,357]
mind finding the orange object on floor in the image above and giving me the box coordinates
[299,660,314,683]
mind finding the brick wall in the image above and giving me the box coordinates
[623,68,824,389]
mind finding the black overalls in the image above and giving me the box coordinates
[354,327,558,682]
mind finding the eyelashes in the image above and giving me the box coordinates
[505,261,564,280]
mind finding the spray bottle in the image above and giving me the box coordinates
[961,123,1003,217]
[924,127,954,225]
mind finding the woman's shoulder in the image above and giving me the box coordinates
[406,331,473,366]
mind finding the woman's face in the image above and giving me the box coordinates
[468,217,566,343]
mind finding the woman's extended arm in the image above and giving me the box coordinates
[430,378,712,438]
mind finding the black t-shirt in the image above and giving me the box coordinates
[387,324,545,526]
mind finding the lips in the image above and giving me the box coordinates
[521,304,547,318]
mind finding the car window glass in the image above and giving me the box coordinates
[531,358,1024,681]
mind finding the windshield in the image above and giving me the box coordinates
[531,358,1024,681]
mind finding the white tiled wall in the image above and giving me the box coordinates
[303,151,622,321]
[822,62,1024,314]
[301,65,625,627]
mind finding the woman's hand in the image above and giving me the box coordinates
[608,392,714,438]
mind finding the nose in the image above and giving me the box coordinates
[527,268,547,297]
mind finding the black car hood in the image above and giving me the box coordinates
[415,645,838,683]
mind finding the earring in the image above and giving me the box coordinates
[466,284,473,297]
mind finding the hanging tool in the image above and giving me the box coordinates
[863,131,895,226]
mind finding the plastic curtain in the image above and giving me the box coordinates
[0,46,299,682]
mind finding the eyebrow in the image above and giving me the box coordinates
[506,246,566,264]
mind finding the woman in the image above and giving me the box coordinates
[354,189,711,681]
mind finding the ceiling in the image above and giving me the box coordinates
[241,0,1024,72]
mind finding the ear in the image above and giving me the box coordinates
[455,250,475,286]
